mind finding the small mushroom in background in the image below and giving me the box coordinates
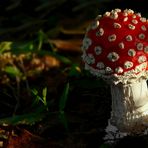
[81,8,148,136]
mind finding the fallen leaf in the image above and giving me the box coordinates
[49,39,82,53]
[6,129,45,148]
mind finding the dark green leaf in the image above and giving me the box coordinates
[99,143,111,148]
[68,64,81,77]
[71,78,107,89]
[11,41,35,54]
[59,83,69,111]
[59,111,68,131]
[0,107,46,125]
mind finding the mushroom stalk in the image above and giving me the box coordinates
[110,79,148,131]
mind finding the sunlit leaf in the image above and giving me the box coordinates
[0,42,12,53]
[31,89,42,107]
[32,89,38,96]
[42,87,47,103]
[4,66,22,77]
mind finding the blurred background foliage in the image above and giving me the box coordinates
[0,0,147,41]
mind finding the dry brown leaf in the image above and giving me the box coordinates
[42,55,60,70]
[49,39,83,53]
[6,129,45,148]
[60,20,92,35]
[60,27,85,35]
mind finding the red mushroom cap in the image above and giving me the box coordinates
[82,9,148,82]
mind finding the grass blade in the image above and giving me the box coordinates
[59,83,69,112]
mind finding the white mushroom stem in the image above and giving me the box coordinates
[109,79,148,132]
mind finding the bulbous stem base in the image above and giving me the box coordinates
[110,79,148,133]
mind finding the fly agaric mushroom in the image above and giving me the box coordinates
[82,8,148,133]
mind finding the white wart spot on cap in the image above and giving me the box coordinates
[108,34,116,42]
[128,49,136,56]
[124,61,133,69]
[86,54,95,64]
[126,35,133,41]
[136,43,143,50]
[138,55,147,63]
[136,13,141,17]
[96,28,104,36]
[96,15,102,20]
[140,17,146,22]
[96,62,105,69]
[118,42,124,49]
[128,24,135,30]
[123,17,128,22]
[113,23,121,28]
[115,67,123,74]
[132,15,136,18]
[124,9,134,14]
[138,33,145,39]
[144,46,148,53]
[123,12,128,16]
[141,25,146,31]
[104,12,110,17]
[94,46,102,55]
[114,8,121,12]
[107,52,119,62]
[83,37,92,45]
[81,52,87,61]
[131,19,138,24]
[110,11,118,19]
[91,21,99,29]
[105,67,113,73]
[82,37,92,50]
